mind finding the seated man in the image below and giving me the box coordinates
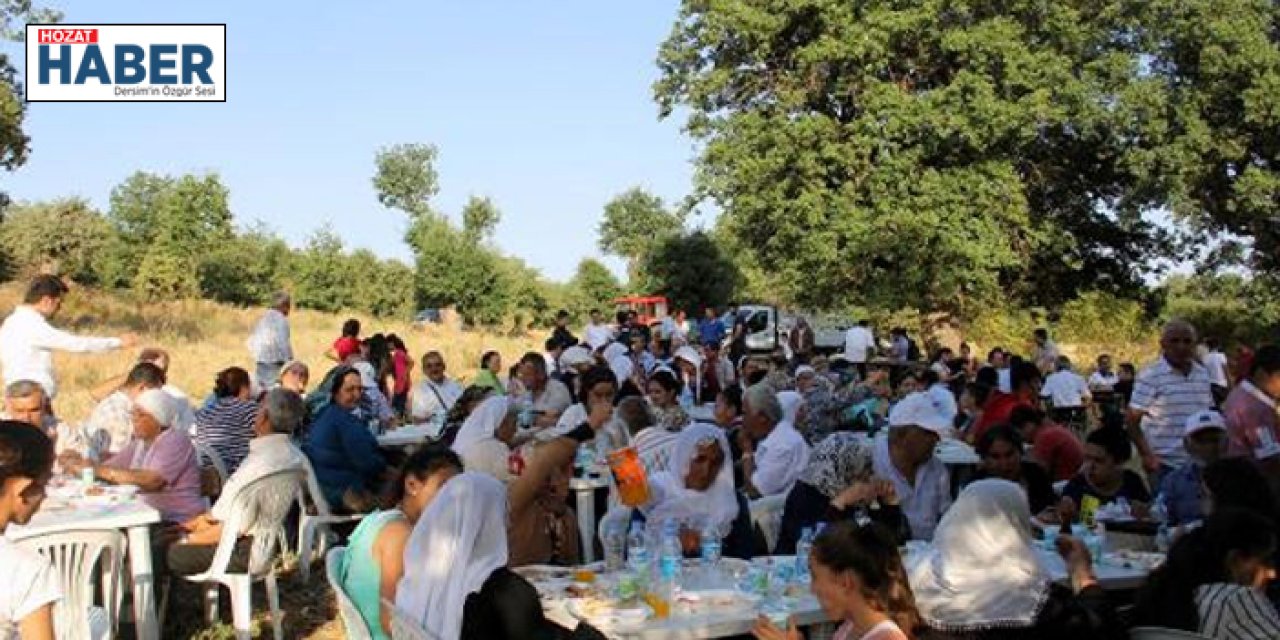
[1011,406,1085,483]
[3,379,105,457]
[1159,410,1227,526]
[83,362,169,455]
[740,386,810,499]
[166,388,308,575]
[872,392,952,540]
[1041,356,1092,429]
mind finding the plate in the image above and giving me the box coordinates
[565,597,653,632]
[676,589,760,611]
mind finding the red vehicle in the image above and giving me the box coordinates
[613,295,669,327]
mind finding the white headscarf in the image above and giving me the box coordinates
[609,354,634,387]
[396,472,509,640]
[797,432,874,499]
[602,342,629,363]
[642,423,739,537]
[777,390,804,426]
[133,388,177,428]
[559,345,595,371]
[907,479,1051,631]
[451,396,509,452]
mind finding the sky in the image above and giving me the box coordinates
[4,1,697,282]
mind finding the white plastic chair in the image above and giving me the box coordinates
[326,548,373,640]
[296,456,365,582]
[194,441,230,488]
[749,493,788,554]
[180,468,303,640]
[18,530,125,640]
[1129,627,1213,640]
[382,599,434,640]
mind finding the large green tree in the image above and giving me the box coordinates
[641,230,742,315]
[1,2,61,209]
[568,258,623,319]
[654,0,1197,314]
[372,143,439,219]
[461,195,501,242]
[0,198,114,282]
[598,187,685,286]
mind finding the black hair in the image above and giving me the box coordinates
[1087,425,1133,463]
[747,369,768,386]
[328,366,361,402]
[648,369,682,395]
[544,337,560,352]
[1119,362,1136,375]
[1034,328,1048,339]
[1204,458,1280,523]
[125,362,167,388]
[480,350,501,370]
[920,369,940,386]
[987,347,1005,361]
[974,366,999,403]
[1008,406,1046,430]
[718,385,744,416]
[0,420,55,487]
[577,365,618,405]
[1133,509,1277,631]
[23,274,68,304]
[977,424,1024,458]
[341,318,360,338]
[445,385,494,426]
[387,334,407,352]
[556,309,570,320]
[519,351,547,373]
[812,522,922,635]
[1011,361,1042,391]
[384,444,464,507]
[214,366,252,399]
[1252,345,1280,378]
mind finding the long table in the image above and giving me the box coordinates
[7,496,163,640]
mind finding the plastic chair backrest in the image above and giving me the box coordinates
[298,455,338,516]
[17,529,125,640]
[210,468,303,578]
[326,547,373,640]
[193,441,229,484]
[749,493,788,554]
[1129,627,1214,640]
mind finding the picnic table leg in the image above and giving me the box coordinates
[575,485,596,564]
[127,525,159,640]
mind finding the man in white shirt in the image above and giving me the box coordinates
[584,309,615,351]
[1201,337,1231,403]
[246,292,294,392]
[1032,328,1061,374]
[409,351,464,424]
[872,392,953,540]
[1128,320,1215,487]
[740,385,810,498]
[518,352,574,431]
[1088,354,1119,392]
[166,388,308,575]
[0,275,136,400]
[843,320,875,377]
[3,380,105,458]
[1042,356,1092,430]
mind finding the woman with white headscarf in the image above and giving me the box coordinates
[909,479,1116,639]
[774,432,910,554]
[395,472,581,640]
[451,396,518,483]
[633,423,756,560]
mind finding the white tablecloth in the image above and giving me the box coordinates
[376,424,438,448]
[7,496,163,640]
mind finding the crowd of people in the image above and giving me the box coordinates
[0,275,1277,640]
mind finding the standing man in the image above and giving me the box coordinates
[1041,356,1092,430]
[550,310,578,350]
[0,275,136,401]
[1127,320,1215,489]
[788,316,815,367]
[1032,328,1060,374]
[247,291,293,392]
[699,307,727,348]
[584,309,614,351]
[843,319,875,378]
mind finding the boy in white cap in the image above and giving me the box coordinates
[1158,409,1228,526]
[872,392,954,540]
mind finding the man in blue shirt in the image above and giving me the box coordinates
[1159,409,1227,526]
[699,307,726,346]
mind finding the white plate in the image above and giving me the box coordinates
[565,598,653,632]
[676,589,760,610]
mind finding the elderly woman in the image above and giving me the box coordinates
[775,432,910,554]
[65,389,204,523]
[277,361,309,395]
[302,367,388,512]
[450,396,519,483]
[910,479,1117,639]
[794,365,846,444]
[633,423,756,559]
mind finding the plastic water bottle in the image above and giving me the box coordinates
[604,522,627,573]
[700,522,722,568]
[795,527,815,585]
[627,521,649,573]
[655,522,682,618]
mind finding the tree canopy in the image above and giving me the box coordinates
[641,230,742,315]
[654,0,1278,315]
[1,2,61,209]
[598,187,685,286]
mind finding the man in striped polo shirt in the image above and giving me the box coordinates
[1127,319,1215,490]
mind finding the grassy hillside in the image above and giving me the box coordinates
[0,283,540,421]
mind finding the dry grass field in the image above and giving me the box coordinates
[0,282,541,423]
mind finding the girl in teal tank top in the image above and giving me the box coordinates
[340,509,405,640]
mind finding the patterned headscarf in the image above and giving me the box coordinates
[796,432,874,499]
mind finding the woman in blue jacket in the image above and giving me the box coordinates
[303,366,387,511]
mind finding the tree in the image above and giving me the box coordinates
[568,258,623,318]
[654,0,1191,314]
[291,226,354,313]
[0,2,61,209]
[373,143,439,219]
[598,187,684,285]
[349,250,416,319]
[197,223,292,306]
[461,195,501,242]
[640,231,742,315]
[0,198,115,282]
[405,214,507,326]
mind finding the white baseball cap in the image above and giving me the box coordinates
[1184,410,1227,437]
[888,391,953,436]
